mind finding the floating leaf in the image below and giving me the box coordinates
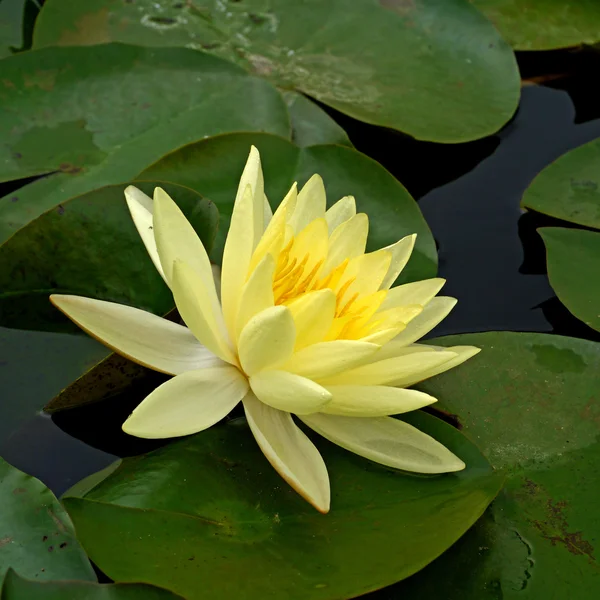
[0,0,26,58]
[521,138,600,230]
[283,91,352,148]
[0,43,289,244]
[139,132,437,284]
[540,227,600,332]
[63,412,502,600]
[0,456,95,584]
[0,569,183,600]
[33,0,520,142]
[0,181,217,330]
[472,0,600,50]
[399,332,600,598]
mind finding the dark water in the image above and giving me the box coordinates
[2,71,600,592]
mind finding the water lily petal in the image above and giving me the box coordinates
[392,297,457,346]
[243,393,330,513]
[288,218,329,275]
[283,340,380,380]
[122,366,248,438]
[236,145,265,242]
[171,261,237,365]
[289,174,326,233]
[238,305,296,375]
[221,184,255,339]
[301,413,465,473]
[323,385,437,417]
[380,234,417,290]
[249,370,331,414]
[235,254,275,339]
[325,195,356,232]
[396,345,481,387]
[50,295,223,375]
[320,348,458,386]
[379,278,446,312]
[323,213,368,275]
[249,183,296,273]
[124,186,166,284]
[286,289,337,350]
[338,250,392,300]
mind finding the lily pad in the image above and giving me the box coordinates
[472,0,600,50]
[521,138,600,230]
[0,43,289,244]
[539,227,600,333]
[403,332,600,599]
[0,0,26,58]
[0,456,95,584]
[0,569,184,600]
[139,132,437,284]
[33,0,520,142]
[283,91,352,148]
[0,181,217,330]
[63,412,502,600]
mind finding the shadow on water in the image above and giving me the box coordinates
[2,50,600,593]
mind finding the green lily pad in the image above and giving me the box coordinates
[33,0,520,142]
[139,132,437,284]
[539,227,600,333]
[0,568,184,600]
[0,43,289,245]
[0,456,95,584]
[0,181,217,330]
[472,0,600,50]
[521,138,600,230]
[401,332,600,598]
[283,91,352,148]
[63,412,502,600]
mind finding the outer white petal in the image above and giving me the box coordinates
[124,186,166,284]
[379,278,446,312]
[380,234,417,290]
[243,393,330,513]
[322,385,437,417]
[238,306,296,375]
[282,340,380,380]
[171,261,237,365]
[397,345,481,388]
[325,195,356,232]
[122,366,248,438]
[301,413,465,473]
[320,348,457,386]
[50,294,223,375]
[249,370,332,414]
[391,297,457,346]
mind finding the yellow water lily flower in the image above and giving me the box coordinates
[51,147,479,513]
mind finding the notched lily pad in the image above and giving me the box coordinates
[63,412,502,600]
[33,0,520,142]
[402,332,600,599]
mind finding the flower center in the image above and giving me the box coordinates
[271,235,386,340]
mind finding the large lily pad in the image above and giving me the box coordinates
[0,43,289,244]
[33,0,520,142]
[0,569,183,600]
[139,132,437,284]
[521,138,600,230]
[0,456,95,584]
[472,0,600,50]
[539,227,600,333]
[63,412,502,600]
[0,181,217,330]
[400,332,600,599]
